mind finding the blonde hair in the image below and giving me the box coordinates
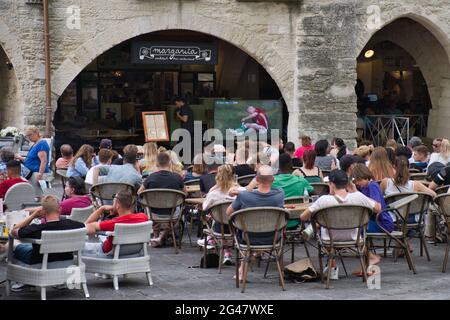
[142,142,158,173]
[215,165,235,192]
[192,153,205,175]
[25,125,40,136]
[385,139,398,150]
[70,144,94,168]
[440,139,450,161]
[41,195,60,214]
[368,147,395,181]
[353,145,372,159]
[167,150,183,176]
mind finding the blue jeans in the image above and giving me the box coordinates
[14,243,33,264]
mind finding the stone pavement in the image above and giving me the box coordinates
[1,233,450,300]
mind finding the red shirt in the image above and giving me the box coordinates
[294,145,315,159]
[253,108,268,128]
[99,213,148,253]
[0,178,27,199]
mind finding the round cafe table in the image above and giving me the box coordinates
[185,197,205,206]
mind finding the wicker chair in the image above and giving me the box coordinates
[82,221,153,291]
[56,169,69,200]
[68,205,94,223]
[90,182,135,207]
[229,207,289,293]
[409,168,422,174]
[435,185,450,195]
[367,194,419,274]
[409,173,428,181]
[237,174,256,187]
[4,182,38,211]
[310,182,330,196]
[384,192,434,261]
[311,204,371,289]
[202,200,234,273]
[6,228,89,300]
[434,194,450,272]
[138,189,186,253]
[284,196,309,262]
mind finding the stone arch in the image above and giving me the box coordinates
[52,15,295,135]
[357,9,450,138]
[0,20,27,129]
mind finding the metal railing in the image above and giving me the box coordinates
[363,114,428,147]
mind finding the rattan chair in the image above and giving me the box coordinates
[68,205,94,223]
[310,182,330,196]
[4,182,38,211]
[138,189,186,253]
[202,200,234,273]
[434,194,450,272]
[409,173,428,181]
[311,204,371,289]
[435,185,450,195]
[90,182,135,207]
[6,228,89,300]
[367,194,419,274]
[82,221,153,291]
[284,196,309,262]
[384,192,434,261]
[56,169,69,200]
[229,207,289,293]
[237,174,256,187]
[409,168,422,174]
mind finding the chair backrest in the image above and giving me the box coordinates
[90,182,135,202]
[312,204,371,231]
[39,228,86,254]
[284,196,306,205]
[209,200,233,225]
[184,179,200,186]
[435,185,450,195]
[321,170,331,178]
[230,207,289,233]
[310,182,330,196]
[384,192,433,218]
[139,189,186,209]
[237,174,256,187]
[56,169,68,179]
[4,182,36,210]
[409,168,421,174]
[69,205,94,223]
[409,173,427,181]
[435,194,450,219]
[112,221,153,245]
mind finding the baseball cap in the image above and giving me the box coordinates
[100,139,112,149]
[328,169,350,186]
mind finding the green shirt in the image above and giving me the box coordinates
[272,173,314,198]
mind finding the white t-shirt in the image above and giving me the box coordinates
[428,153,450,168]
[309,192,376,241]
[85,164,109,185]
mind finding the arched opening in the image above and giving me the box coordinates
[0,45,24,129]
[54,30,287,153]
[356,18,450,145]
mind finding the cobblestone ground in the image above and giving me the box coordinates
[1,184,450,300]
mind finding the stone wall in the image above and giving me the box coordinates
[0,0,448,147]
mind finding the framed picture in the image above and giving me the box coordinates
[82,84,98,111]
[142,111,169,142]
[101,103,122,123]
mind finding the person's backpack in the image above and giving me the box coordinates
[284,258,320,283]
[427,162,445,181]
[200,253,220,268]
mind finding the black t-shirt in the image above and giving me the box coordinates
[179,104,194,134]
[234,164,255,177]
[433,166,450,186]
[143,170,184,215]
[200,172,217,194]
[112,158,124,165]
[18,219,85,264]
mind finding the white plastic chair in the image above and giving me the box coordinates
[68,205,94,223]
[82,221,153,291]
[5,228,89,300]
[4,182,38,211]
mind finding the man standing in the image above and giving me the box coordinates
[175,96,194,162]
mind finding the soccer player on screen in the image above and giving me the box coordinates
[229,106,269,136]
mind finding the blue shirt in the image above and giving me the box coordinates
[360,181,394,232]
[67,158,90,178]
[231,188,285,211]
[24,140,49,173]
[99,164,142,190]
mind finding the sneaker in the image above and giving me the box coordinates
[11,282,32,292]
[223,256,234,266]
[323,265,339,280]
[94,273,112,280]
[197,239,214,250]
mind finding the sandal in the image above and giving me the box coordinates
[150,238,163,248]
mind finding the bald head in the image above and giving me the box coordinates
[60,144,73,158]
[256,165,274,185]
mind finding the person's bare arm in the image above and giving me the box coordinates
[372,202,382,214]
[92,167,100,185]
[413,181,437,198]
[138,184,145,194]
[245,178,257,191]
[12,209,44,237]
[429,181,439,191]
[37,151,47,180]
[300,208,312,222]
[85,205,112,224]
[85,222,100,235]
[226,205,235,216]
